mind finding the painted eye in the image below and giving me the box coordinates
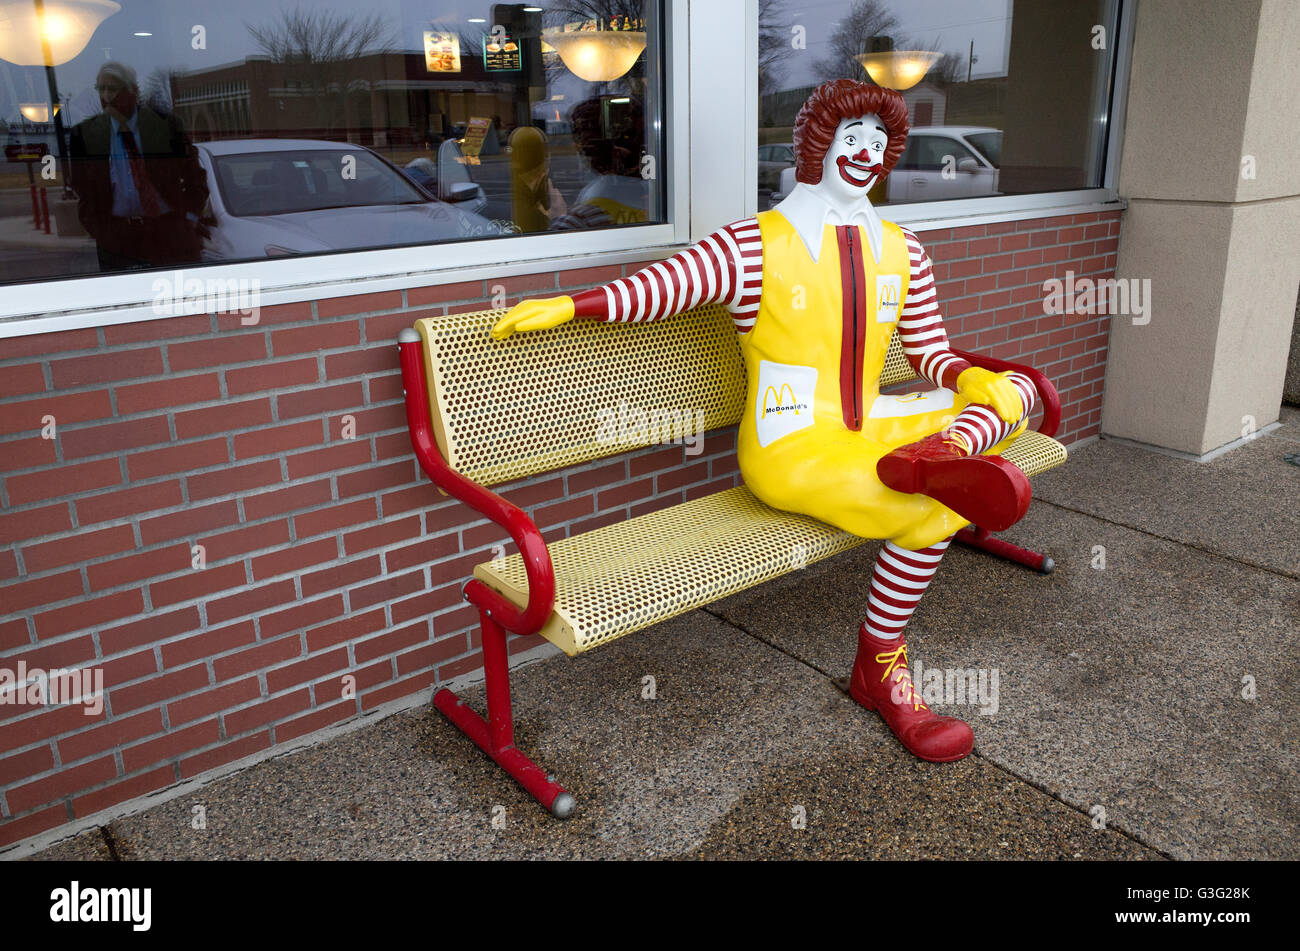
[845,137,855,146]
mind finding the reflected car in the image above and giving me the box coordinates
[888,126,1001,202]
[758,142,795,191]
[195,139,501,261]
[402,156,489,217]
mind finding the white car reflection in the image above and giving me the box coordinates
[758,142,795,191]
[889,126,1000,202]
[195,139,501,261]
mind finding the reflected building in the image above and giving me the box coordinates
[169,50,533,151]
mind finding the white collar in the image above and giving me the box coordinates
[773,181,884,264]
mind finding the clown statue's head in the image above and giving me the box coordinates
[793,78,910,204]
[778,79,910,262]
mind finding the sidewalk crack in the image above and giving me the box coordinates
[1035,498,1299,582]
[699,604,1177,861]
[100,825,122,861]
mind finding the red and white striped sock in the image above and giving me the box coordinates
[946,371,1037,456]
[862,536,953,641]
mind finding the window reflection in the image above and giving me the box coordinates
[70,59,210,271]
[758,0,1118,209]
[0,0,665,284]
[551,93,648,228]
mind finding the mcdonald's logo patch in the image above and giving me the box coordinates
[762,382,807,418]
[876,274,902,323]
[755,360,817,447]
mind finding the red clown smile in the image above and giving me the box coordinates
[837,155,883,187]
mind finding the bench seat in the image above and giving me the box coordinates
[476,429,1067,656]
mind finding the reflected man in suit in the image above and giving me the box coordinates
[68,61,209,272]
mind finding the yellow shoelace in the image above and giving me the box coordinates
[875,644,928,712]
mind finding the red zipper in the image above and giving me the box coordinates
[836,226,867,431]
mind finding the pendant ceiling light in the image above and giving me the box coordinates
[544,29,645,83]
[855,50,943,91]
[19,101,54,120]
[0,0,121,66]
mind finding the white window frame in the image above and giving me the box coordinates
[0,0,695,336]
[0,0,1134,340]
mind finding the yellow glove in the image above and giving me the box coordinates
[490,296,576,340]
[956,366,1024,424]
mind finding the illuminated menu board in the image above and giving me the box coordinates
[423,31,461,73]
[483,33,521,72]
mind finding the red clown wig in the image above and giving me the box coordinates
[792,79,910,185]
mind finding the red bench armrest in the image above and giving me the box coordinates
[949,348,1062,438]
[398,333,556,636]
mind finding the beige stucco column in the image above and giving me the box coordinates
[1103,0,1300,456]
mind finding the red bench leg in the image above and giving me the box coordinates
[432,607,576,818]
[954,524,1055,573]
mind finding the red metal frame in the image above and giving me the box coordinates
[951,348,1062,438]
[953,524,1055,573]
[397,334,1062,817]
[949,348,1061,573]
[398,333,573,817]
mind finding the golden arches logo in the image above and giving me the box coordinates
[763,383,800,416]
[879,282,900,311]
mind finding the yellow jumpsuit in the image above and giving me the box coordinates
[738,210,976,551]
[578,176,648,225]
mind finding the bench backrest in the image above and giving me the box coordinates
[414,304,918,487]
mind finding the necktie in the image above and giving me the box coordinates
[117,128,163,218]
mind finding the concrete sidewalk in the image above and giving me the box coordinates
[0,214,94,251]
[20,409,1300,861]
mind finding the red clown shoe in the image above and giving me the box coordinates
[876,432,1031,532]
[848,626,974,763]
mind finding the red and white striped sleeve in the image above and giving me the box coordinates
[899,226,972,390]
[570,217,763,333]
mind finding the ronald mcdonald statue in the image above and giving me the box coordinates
[493,79,1039,763]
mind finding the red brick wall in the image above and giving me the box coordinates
[0,208,1119,848]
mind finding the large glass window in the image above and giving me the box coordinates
[0,0,667,284]
[758,0,1122,209]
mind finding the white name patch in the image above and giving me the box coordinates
[756,360,817,447]
[876,274,902,323]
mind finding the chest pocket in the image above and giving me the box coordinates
[875,274,902,324]
[868,387,955,418]
[755,359,817,448]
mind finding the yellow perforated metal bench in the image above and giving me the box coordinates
[397,303,1067,816]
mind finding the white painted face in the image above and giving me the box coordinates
[818,112,889,207]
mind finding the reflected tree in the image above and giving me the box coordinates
[812,0,898,84]
[543,1,645,27]
[246,6,396,136]
[813,2,968,90]
[922,39,970,87]
[143,66,182,116]
[759,0,794,99]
